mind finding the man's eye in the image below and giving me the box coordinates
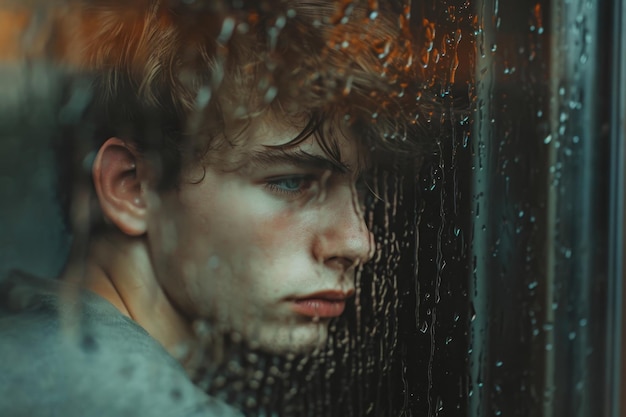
[265,176,314,195]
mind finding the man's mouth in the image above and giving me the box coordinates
[290,290,354,318]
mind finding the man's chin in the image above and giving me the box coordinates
[244,320,330,355]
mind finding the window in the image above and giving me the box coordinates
[0,1,623,416]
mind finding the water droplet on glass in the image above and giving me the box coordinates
[217,17,235,43]
[264,86,278,103]
[207,255,220,270]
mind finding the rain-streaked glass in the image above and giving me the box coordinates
[1,0,624,416]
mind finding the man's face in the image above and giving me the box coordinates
[146,115,374,353]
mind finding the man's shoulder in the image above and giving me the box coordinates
[0,271,242,417]
[0,270,157,359]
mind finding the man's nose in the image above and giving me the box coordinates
[313,185,375,270]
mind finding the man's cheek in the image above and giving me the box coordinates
[254,210,299,248]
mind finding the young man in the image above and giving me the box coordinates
[0,0,430,415]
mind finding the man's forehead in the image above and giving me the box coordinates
[211,113,369,174]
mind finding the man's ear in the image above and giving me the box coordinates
[92,137,149,236]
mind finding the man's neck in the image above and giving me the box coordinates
[61,230,199,371]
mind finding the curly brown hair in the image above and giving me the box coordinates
[44,0,431,181]
[2,0,436,190]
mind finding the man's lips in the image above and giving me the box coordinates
[289,290,354,318]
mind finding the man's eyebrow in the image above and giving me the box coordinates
[239,148,351,174]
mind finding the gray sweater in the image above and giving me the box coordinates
[0,271,242,417]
